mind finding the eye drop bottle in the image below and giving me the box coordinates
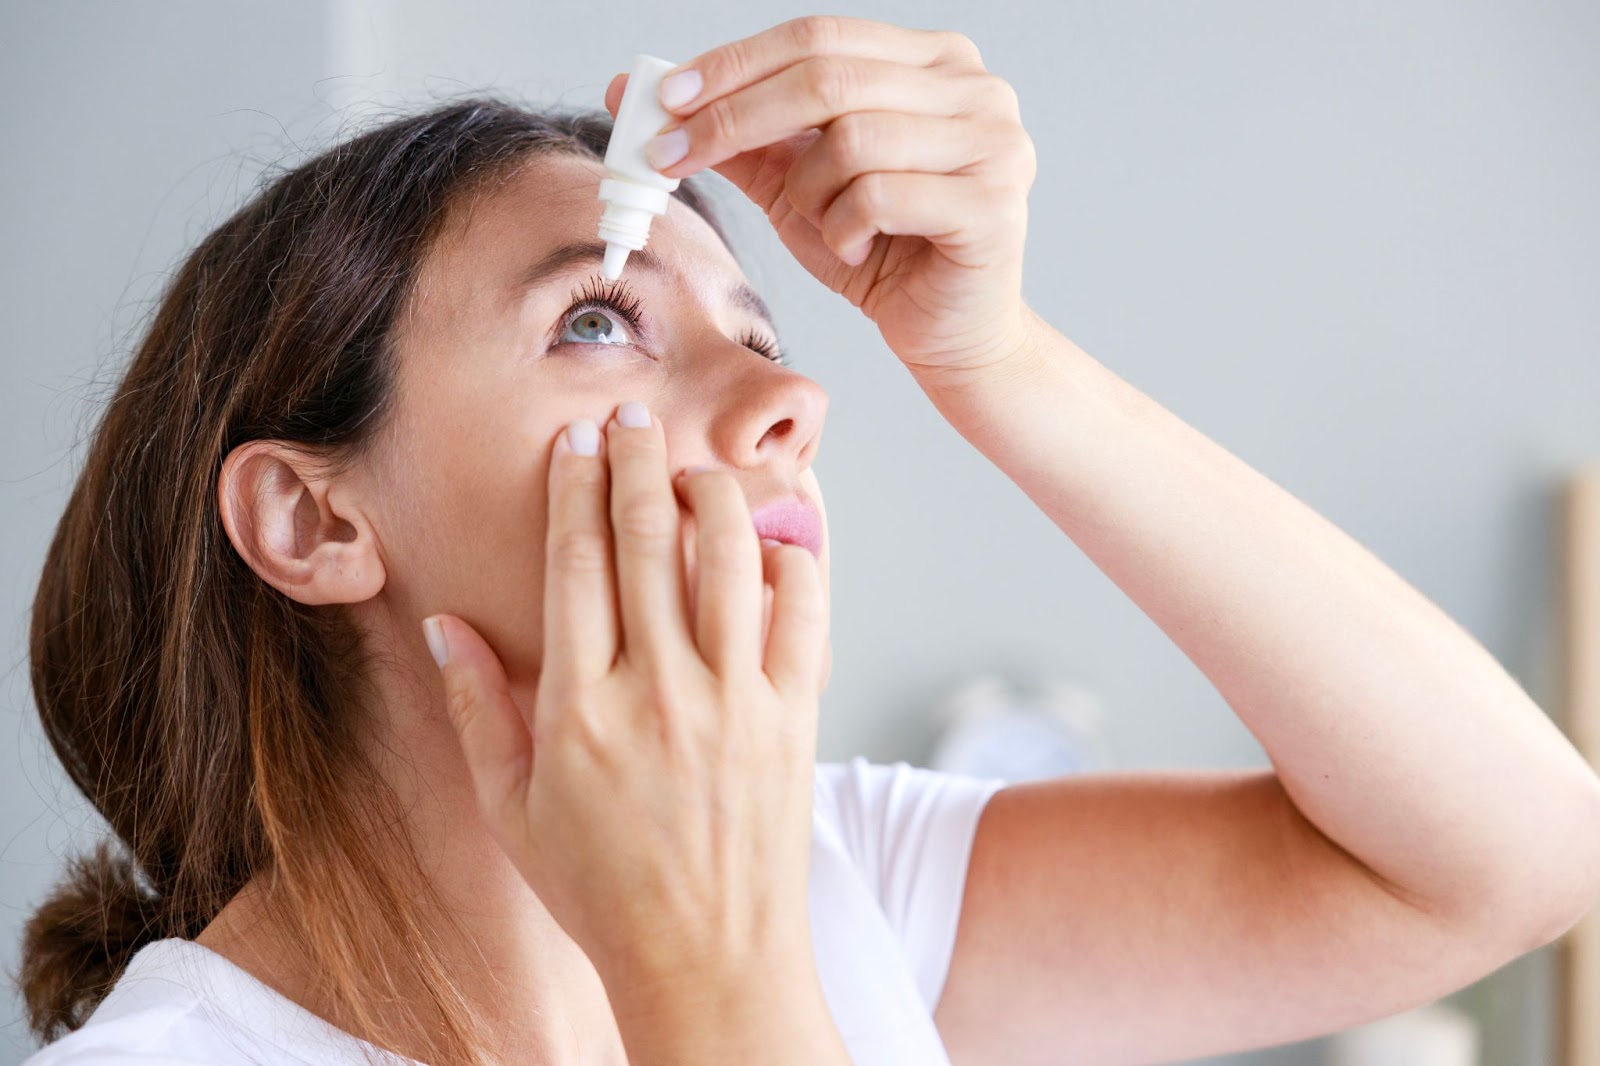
[598,53,683,281]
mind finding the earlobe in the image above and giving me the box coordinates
[217,440,386,606]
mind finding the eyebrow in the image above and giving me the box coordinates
[514,238,780,336]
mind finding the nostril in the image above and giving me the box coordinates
[763,417,795,444]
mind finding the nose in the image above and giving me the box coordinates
[706,368,829,475]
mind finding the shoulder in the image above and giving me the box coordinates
[20,941,211,1064]
[812,755,1008,918]
[19,937,365,1066]
[19,1004,225,1066]
[813,755,1008,863]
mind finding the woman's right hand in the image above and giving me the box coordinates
[421,401,833,1030]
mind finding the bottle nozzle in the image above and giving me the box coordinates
[601,242,630,281]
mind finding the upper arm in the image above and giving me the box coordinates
[931,768,1526,1066]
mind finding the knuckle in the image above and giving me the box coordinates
[1012,132,1038,183]
[999,195,1029,234]
[787,14,842,55]
[701,97,741,152]
[979,137,1033,194]
[614,495,678,545]
[854,171,892,217]
[959,73,994,114]
[549,528,610,574]
[560,710,614,768]
[939,30,984,67]
[635,674,687,723]
[984,75,1021,116]
[976,177,1026,228]
[543,691,611,753]
[717,37,759,90]
[827,112,872,170]
[567,710,612,761]
[445,680,479,733]
[803,57,854,114]
[559,462,607,498]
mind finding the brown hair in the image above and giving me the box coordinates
[20,95,731,1064]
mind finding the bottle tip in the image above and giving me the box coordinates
[601,243,629,281]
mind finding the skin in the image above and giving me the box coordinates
[192,14,1600,1066]
[204,152,832,1064]
[203,15,1039,1063]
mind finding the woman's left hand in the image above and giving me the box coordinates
[604,16,1038,383]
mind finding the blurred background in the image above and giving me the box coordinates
[3,1,1597,1063]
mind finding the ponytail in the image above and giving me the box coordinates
[21,840,164,1040]
[19,95,733,1065]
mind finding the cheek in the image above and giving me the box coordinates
[457,445,557,676]
[385,425,557,678]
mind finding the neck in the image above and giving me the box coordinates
[199,604,627,1065]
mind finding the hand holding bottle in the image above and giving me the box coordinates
[422,402,849,1064]
[605,16,1040,387]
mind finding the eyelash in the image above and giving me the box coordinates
[559,275,789,366]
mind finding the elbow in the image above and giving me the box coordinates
[1512,777,1600,955]
[1441,776,1600,959]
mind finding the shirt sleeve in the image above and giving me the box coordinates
[813,755,1008,1012]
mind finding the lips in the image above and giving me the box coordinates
[749,498,824,559]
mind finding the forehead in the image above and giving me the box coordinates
[414,152,747,320]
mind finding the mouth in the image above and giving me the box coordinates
[749,498,824,559]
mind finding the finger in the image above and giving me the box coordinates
[651,57,980,179]
[543,420,619,686]
[427,614,534,834]
[819,171,1027,268]
[675,467,763,677]
[605,72,626,115]
[759,577,774,655]
[659,17,983,119]
[760,542,827,701]
[606,403,695,668]
[781,110,998,229]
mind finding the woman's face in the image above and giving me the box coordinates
[366,152,831,689]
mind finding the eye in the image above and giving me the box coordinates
[553,276,646,352]
[560,306,632,347]
[738,329,789,367]
[551,274,792,366]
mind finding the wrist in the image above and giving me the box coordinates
[906,301,1051,401]
[604,957,848,1066]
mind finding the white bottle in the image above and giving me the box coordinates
[598,54,683,280]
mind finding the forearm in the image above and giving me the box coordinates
[914,305,1600,934]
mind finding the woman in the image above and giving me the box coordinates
[20,15,1600,1066]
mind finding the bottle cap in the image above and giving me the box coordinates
[596,179,673,279]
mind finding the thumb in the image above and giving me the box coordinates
[424,614,533,831]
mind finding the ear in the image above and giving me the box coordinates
[217,440,386,606]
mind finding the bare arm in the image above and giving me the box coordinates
[914,306,1600,938]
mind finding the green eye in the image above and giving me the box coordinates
[562,308,631,346]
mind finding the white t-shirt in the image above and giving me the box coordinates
[23,757,1006,1066]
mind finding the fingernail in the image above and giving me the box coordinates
[658,69,702,110]
[616,400,651,429]
[761,538,784,549]
[422,616,448,667]
[567,419,600,455]
[645,128,689,171]
[843,237,873,266]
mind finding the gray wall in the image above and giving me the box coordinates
[4,2,1595,1063]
